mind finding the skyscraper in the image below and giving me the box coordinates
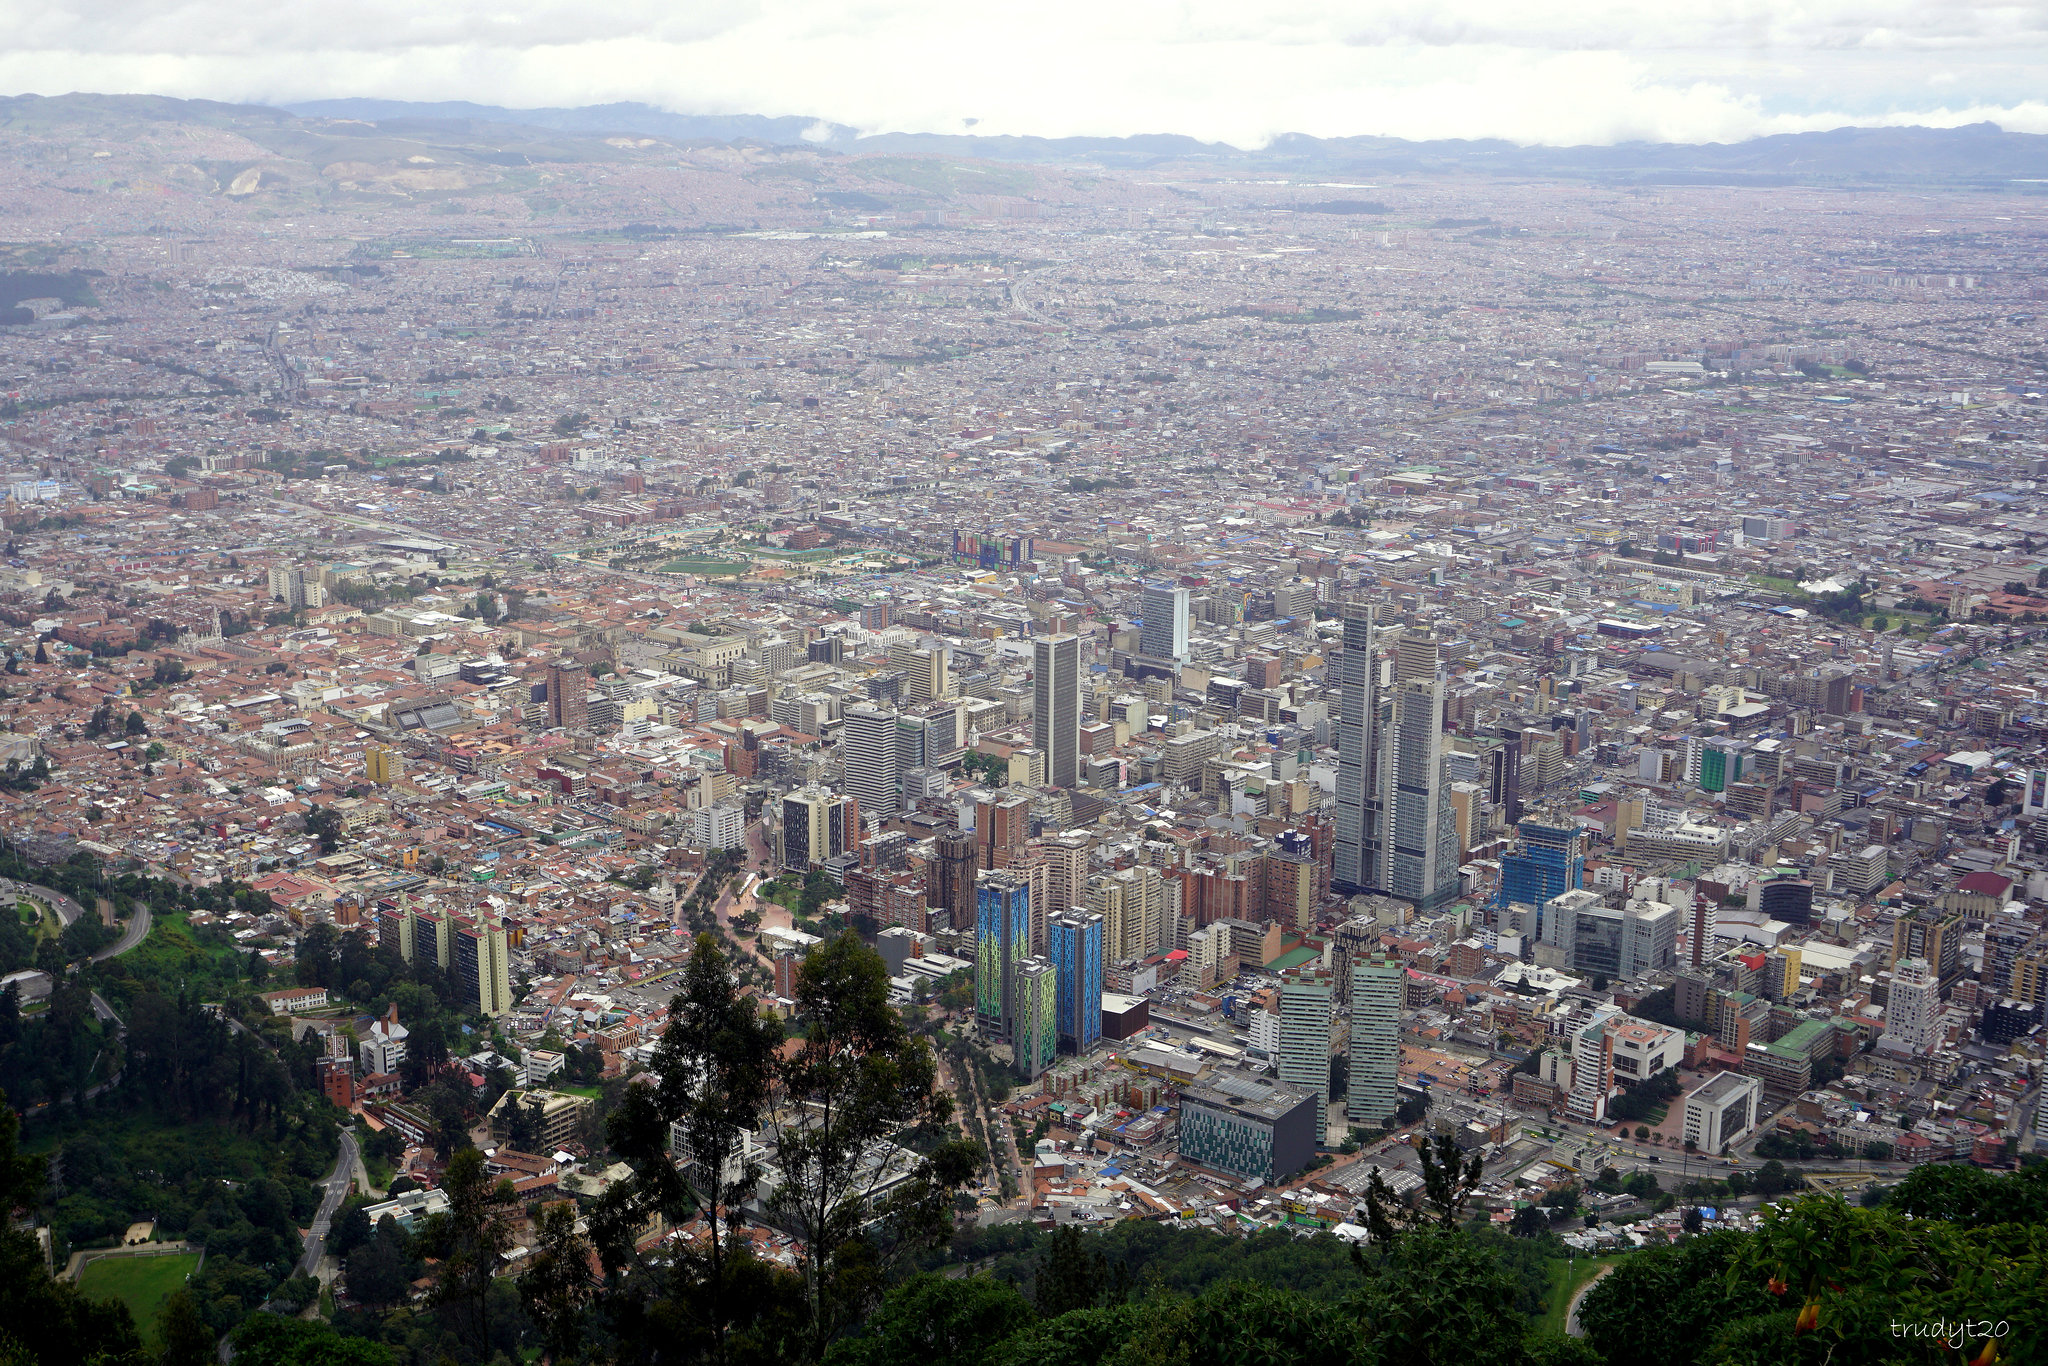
[925,827,980,931]
[1032,634,1080,788]
[976,870,1032,1043]
[1333,605,1384,895]
[1049,912,1104,1055]
[1497,817,1584,913]
[842,703,900,818]
[1139,582,1190,664]
[1346,956,1401,1125]
[1883,956,1938,1053]
[1015,958,1058,1079]
[1278,969,1335,1121]
[547,658,588,731]
[1383,634,1457,910]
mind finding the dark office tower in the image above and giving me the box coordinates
[866,672,903,705]
[1033,633,1081,788]
[547,658,588,731]
[1499,721,1526,825]
[808,635,845,665]
[1333,605,1384,895]
[927,827,980,930]
[842,704,900,819]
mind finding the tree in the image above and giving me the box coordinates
[0,1088,146,1364]
[1510,1204,1551,1237]
[346,1214,418,1307]
[520,1202,600,1362]
[1032,1224,1133,1318]
[417,1146,518,1357]
[591,933,786,1366]
[157,1288,215,1366]
[766,933,982,1361]
[1361,1132,1485,1241]
[123,710,147,737]
[231,1315,395,1365]
[824,1273,1033,1366]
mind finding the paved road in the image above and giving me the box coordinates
[295,1127,361,1279]
[5,878,152,964]
[1567,1263,1618,1337]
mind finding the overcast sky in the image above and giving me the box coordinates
[3,1,2046,147]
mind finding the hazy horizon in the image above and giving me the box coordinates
[3,1,2046,150]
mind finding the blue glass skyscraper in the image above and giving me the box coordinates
[1049,912,1104,1054]
[976,870,1031,1042]
[1496,818,1584,914]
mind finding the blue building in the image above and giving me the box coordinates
[1049,912,1104,1054]
[1496,818,1584,913]
[976,871,1032,1042]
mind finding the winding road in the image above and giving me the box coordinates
[296,1127,362,1279]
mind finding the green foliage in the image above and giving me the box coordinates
[230,1313,397,1366]
[826,1273,1035,1366]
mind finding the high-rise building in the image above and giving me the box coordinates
[842,704,900,818]
[365,743,401,786]
[782,788,860,871]
[1382,635,1456,910]
[1048,912,1104,1054]
[1883,956,1939,1053]
[547,658,588,731]
[1014,958,1058,1079]
[975,790,1031,869]
[975,871,1032,1043]
[1139,582,1190,664]
[453,914,515,1017]
[1497,817,1584,913]
[1333,605,1384,895]
[1278,969,1335,1121]
[1033,634,1081,788]
[268,564,307,609]
[1346,956,1402,1125]
[925,827,979,931]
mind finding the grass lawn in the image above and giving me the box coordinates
[659,558,752,577]
[78,1253,203,1343]
[1537,1253,1628,1335]
[551,1083,603,1100]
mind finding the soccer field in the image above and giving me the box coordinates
[77,1252,203,1341]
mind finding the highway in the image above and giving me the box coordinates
[295,1127,362,1279]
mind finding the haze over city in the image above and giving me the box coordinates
[0,7,2045,1366]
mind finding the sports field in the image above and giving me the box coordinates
[78,1252,203,1342]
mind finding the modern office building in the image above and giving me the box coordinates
[1333,604,1384,895]
[546,658,587,731]
[782,788,860,871]
[1497,817,1584,913]
[1139,582,1190,664]
[1382,634,1457,911]
[1277,969,1335,1120]
[976,871,1032,1042]
[1345,956,1402,1125]
[842,703,901,818]
[1177,1075,1319,1184]
[1682,1071,1761,1154]
[1033,634,1081,788]
[1014,958,1058,1079]
[1048,912,1104,1054]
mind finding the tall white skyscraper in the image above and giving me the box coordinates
[1383,632,1457,910]
[1033,634,1080,788]
[1279,969,1335,1122]
[841,704,900,818]
[1333,605,1384,895]
[1346,956,1401,1125]
[1883,956,1939,1053]
[1139,582,1189,664]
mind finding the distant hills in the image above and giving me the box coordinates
[1,91,2045,186]
[284,98,2048,184]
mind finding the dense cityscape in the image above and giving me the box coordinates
[1,91,2047,1366]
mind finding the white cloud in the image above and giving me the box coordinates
[0,0,2043,146]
